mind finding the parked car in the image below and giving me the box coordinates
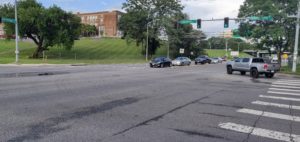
[150,57,172,68]
[195,55,211,65]
[211,58,221,64]
[172,57,191,66]
[226,58,281,78]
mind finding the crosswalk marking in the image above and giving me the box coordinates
[270,88,300,92]
[259,95,300,102]
[276,80,300,83]
[219,122,300,142]
[273,82,300,86]
[237,108,300,122]
[271,85,300,89]
[219,80,300,142]
[268,91,300,96]
[252,101,300,110]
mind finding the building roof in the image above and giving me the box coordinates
[77,10,123,16]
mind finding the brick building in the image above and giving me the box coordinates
[0,24,5,38]
[77,10,123,37]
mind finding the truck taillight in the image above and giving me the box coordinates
[264,64,268,70]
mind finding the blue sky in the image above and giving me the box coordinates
[39,0,126,12]
[1,0,245,36]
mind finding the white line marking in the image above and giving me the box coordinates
[259,95,300,102]
[268,91,300,96]
[271,85,300,89]
[252,101,300,110]
[270,88,300,92]
[219,122,300,142]
[276,80,300,83]
[273,82,300,86]
[237,108,300,122]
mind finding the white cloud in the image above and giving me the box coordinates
[182,0,245,37]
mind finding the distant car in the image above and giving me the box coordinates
[150,57,172,68]
[195,55,211,65]
[211,58,220,64]
[172,57,191,66]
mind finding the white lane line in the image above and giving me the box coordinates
[272,85,300,89]
[219,122,300,142]
[252,101,300,110]
[259,95,300,102]
[276,80,300,83]
[268,91,300,96]
[237,108,300,122]
[270,88,300,92]
[273,82,300,86]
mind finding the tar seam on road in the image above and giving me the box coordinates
[109,96,211,138]
[172,129,232,141]
[7,97,140,142]
[198,102,243,109]
[289,101,295,142]
[242,106,268,142]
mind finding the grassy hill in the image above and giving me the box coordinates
[0,38,169,64]
[205,49,252,59]
[0,38,252,64]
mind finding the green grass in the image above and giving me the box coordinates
[0,38,154,64]
[205,49,252,59]
[280,65,300,75]
[0,39,254,64]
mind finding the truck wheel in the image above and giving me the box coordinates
[265,73,274,78]
[250,68,259,78]
[227,66,233,74]
[241,71,246,75]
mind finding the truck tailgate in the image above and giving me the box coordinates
[268,63,280,71]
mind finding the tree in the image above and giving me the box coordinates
[238,0,298,64]
[81,24,98,37]
[119,0,183,57]
[0,0,81,58]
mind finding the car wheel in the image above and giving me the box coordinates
[160,63,164,68]
[241,71,246,75]
[265,73,274,78]
[195,62,198,65]
[227,66,233,74]
[250,68,259,78]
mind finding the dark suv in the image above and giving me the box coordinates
[150,57,172,68]
[195,55,211,65]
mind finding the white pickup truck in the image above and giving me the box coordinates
[226,58,281,78]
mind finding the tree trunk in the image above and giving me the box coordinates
[32,45,43,58]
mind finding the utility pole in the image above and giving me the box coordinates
[146,23,149,61]
[15,0,19,64]
[225,39,228,57]
[292,0,300,72]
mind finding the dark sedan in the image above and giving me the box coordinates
[195,55,211,65]
[150,57,172,68]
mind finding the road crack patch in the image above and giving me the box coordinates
[8,97,140,142]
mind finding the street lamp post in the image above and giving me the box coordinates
[146,23,149,61]
[292,0,300,72]
[15,0,19,64]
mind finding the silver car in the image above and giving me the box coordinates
[172,57,191,66]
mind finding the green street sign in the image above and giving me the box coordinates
[179,20,197,24]
[2,17,16,24]
[248,16,273,21]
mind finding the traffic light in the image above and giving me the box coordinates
[197,19,201,29]
[224,17,229,28]
[0,17,2,23]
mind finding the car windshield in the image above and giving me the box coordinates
[153,58,163,62]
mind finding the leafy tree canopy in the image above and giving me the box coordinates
[0,0,81,58]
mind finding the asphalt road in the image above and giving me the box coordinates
[0,63,299,142]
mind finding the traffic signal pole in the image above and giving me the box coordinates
[15,0,19,64]
[292,0,300,73]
